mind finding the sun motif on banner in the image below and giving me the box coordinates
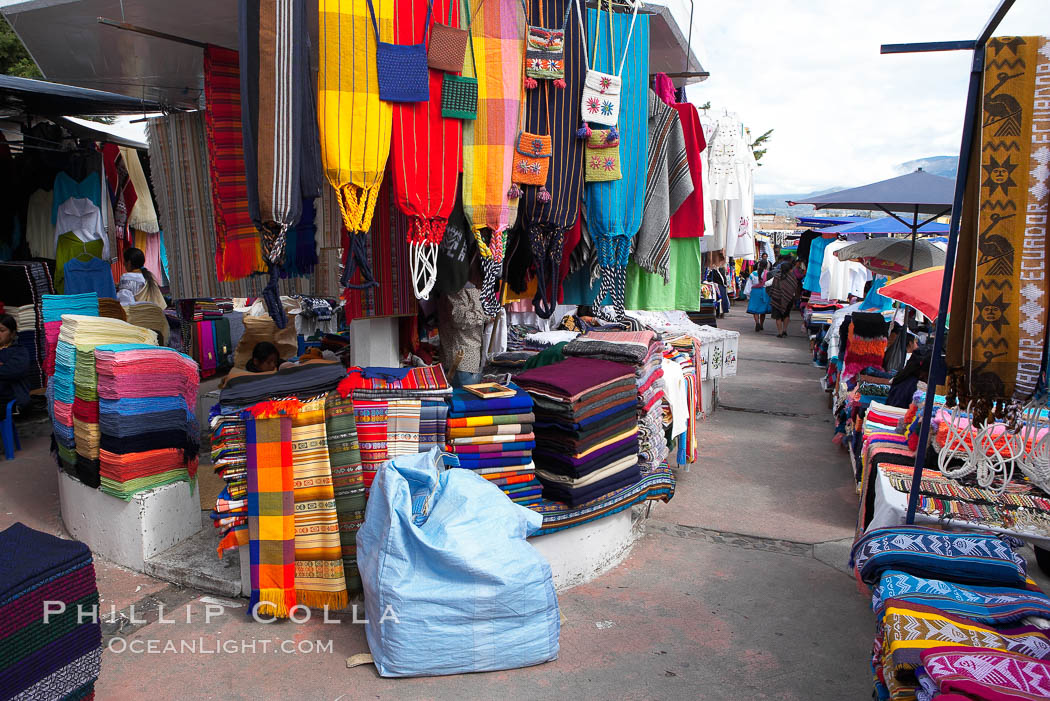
[975,293,1011,334]
[982,154,1019,196]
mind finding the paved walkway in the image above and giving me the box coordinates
[1,309,877,699]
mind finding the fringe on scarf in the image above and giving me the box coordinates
[218,238,268,281]
[338,183,383,234]
[295,589,349,611]
[254,589,294,619]
[244,399,305,419]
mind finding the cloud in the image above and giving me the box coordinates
[684,0,1049,195]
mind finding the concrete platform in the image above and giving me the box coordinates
[143,514,243,598]
[58,470,202,572]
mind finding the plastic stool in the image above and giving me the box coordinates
[1,400,20,460]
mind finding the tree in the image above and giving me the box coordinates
[751,128,773,165]
[0,16,41,78]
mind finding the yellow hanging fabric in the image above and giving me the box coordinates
[318,0,394,283]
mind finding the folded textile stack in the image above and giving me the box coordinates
[563,330,669,472]
[96,298,127,321]
[445,383,542,506]
[516,357,641,506]
[52,315,157,486]
[219,362,347,409]
[210,410,250,559]
[123,301,170,345]
[0,523,101,700]
[851,525,1050,699]
[10,304,45,391]
[94,344,200,499]
[41,293,98,377]
[0,262,53,390]
[337,366,452,489]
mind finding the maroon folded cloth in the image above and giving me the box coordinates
[515,357,636,401]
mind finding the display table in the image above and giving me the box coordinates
[867,467,1050,548]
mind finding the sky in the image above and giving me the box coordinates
[683,0,1050,196]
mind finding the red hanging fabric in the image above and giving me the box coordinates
[390,0,463,299]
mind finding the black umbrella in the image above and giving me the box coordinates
[788,168,955,272]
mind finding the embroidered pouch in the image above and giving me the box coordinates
[584,128,621,182]
[580,71,621,125]
[524,26,566,82]
[512,132,552,186]
[441,73,478,119]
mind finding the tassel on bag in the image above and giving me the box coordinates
[576,123,591,138]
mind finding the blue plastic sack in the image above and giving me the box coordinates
[357,447,560,677]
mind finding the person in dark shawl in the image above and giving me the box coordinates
[768,256,800,338]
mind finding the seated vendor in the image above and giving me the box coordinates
[246,341,281,373]
[0,314,31,413]
[117,247,167,308]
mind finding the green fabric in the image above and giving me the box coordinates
[324,391,365,595]
[523,342,568,370]
[624,238,701,311]
[0,592,98,664]
[213,317,232,369]
[99,470,190,500]
[55,232,105,294]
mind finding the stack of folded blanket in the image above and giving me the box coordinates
[0,523,101,700]
[41,293,98,377]
[445,383,542,506]
[93,344,200,499]
[52,315,158,487]
[123,301,170,345]
[563,330,669,471]
[11,303,45,390]
[210,410,250,558]
[516,357,641,506]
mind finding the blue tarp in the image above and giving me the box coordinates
[818,216,949,236]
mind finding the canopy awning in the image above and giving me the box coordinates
[0,74,162,117]
[787,169,956,216]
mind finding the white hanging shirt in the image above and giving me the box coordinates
[54,197,109,260]
[661,357,689,438]
[706,113,747,201]
[819,240,872,301]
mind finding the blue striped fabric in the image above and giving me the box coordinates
[583,10,648,243]
[873,569,1050,626]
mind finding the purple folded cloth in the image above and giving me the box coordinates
[516,357,635,400]
[0,621,101,696]
[534,434,639,471]
[540,464,643,506]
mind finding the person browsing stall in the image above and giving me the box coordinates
[0,314,31,413]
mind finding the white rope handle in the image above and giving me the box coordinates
[410,241,439,299]
[939,402,978,479]
[573,0,638,75]
[615,0,638,76]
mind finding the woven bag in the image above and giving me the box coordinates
[369,0,434,103]
[428,0,467,72]
[440,0,478,119]
[512,132,552,186]
[576,0,638,129]
[442,73,478,119]
[584,128,621,182]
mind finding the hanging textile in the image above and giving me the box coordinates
[669,101,706,239]
[635,89,692,282]
[240,0,323,266]
[122,148,159,234]
[204,45,268,281]
[579,0,646,319]
[244,412,296,618]
[390,0,463,299]
[434,179,477,295]
[461,0,526,315]
[101,144,135,235]
[288,397,348,610]
[318,0,394,287]
[323,391,366,594]
[342,176,419,321]
[519,0,584,317]
[947,35,1050,410]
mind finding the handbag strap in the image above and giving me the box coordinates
[366,0,435,43]
[462,0,478,76]
[574,0,638,76]
[519,0,555,138]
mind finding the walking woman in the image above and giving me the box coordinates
[768,257,801,338]
[744,260,772,332]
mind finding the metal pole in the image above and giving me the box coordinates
[97,17,210,49]
[904,44,986,524]
[909,205,918,273]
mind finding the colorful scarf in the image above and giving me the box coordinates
[288,397,348,610]
[122,147,159,234]
[352,399,389,488]
[240,0,323,265]
[386,398,422,456]
[390,0,463,298]
[101,143,135,234]
[873,570,1050,626]
[324,391,365,594]
[519,0,584,317]
[948,36,1050,405]
[462,0,526,314]
[881,601,1050,671]
[921,646,1050,700]
[319,0,394,286]
[244,413,296,618]
[203,45,267,280]
[581,7,648,319]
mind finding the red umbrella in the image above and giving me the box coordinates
[877,266,951,320]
